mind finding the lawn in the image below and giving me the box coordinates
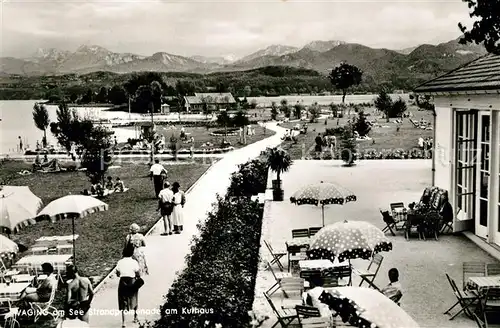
[278,106,434,159]
[121,124,275,151]
[0,159,210,282]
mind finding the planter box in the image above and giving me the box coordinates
[273,189,284,201]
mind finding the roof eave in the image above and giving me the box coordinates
[414,88,500,96]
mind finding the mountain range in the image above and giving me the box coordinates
[0,38,487,78]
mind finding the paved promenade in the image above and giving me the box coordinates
[89,123,285,328]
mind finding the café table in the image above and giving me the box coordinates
[13,254,73,273]
[468,275,500,292]
[35,235,79,247]
[286,237,310,249]
[299,259,349,271]
[0,282,30,300]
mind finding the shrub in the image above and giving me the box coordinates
[325,127,345,136]
[227,158,268,197]
[353,111,371,137]
[155,196,264,328]
[339,123,357,165]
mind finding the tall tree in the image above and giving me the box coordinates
[79,123,113,184]
[32,102,50,147]
[95,86,109,103]
[328,63,363,104]
[308,102,320,123]
[50,102,74,151]
[81,89,94,104]
[374,90,394,122]
[459,0,500,54]
[270,101,279,120]
[108,85,128,105]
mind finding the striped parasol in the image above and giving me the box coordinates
[0,186,42,233]
[290,181,357,226]
[307,220,392,262]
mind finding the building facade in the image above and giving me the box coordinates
[184,93,236,112]
[415,54,500,245]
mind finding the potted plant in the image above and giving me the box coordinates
[264,146,292,201]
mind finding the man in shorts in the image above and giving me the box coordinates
[66,264,94,323]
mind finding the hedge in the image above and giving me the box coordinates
[151,158,268,328]
[308,149,433,160]
[227,158,268,197]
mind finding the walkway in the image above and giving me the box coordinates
[89,123,286,328]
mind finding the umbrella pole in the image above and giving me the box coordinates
[72,216,76,264]
[322,205,325,227]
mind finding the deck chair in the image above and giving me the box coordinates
[292,229,310,238]
[483,287,500,327]
[266,261,293,296]
[355,254,383,289]
[444,273,479,320]
[308,227,322,237]
[264,293,297,328]
[463,262,486,290]
[32,279,60,323]
[486,263,500,276]
[380,210,397,236]
[296,305,329,328]
[265,240,286,272]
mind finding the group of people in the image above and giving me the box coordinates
[417,137,433,150]
[81,176,126,197]
[314,133,337,153]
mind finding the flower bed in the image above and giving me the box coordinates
[153,158,268,328]
[307,149,433,160]
[116,146,234,155]
[210,128,240,136]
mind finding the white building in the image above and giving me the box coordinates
[415,54,500,245]
[184,93,236,112]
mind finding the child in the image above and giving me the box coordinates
[114,177,125,192]
[381,268,403,304]
[105,176,114,190]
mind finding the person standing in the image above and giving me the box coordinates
[158,182,174,235]
[116,245,142,327]
[124,224,149,275]
[18,136,23,152]
[149,159,167,198]
[171,182,186,234]
[65,264,94,323]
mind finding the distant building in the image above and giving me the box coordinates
[160,103,170,114]
[184,93,236,112]
[414,54,500,245]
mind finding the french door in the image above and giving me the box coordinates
[476,112,490,238]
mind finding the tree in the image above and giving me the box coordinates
[232,110,249,127]
[353,111,371,137]
[340,123,357,166]
[308,102,320,123]
[32,102,50,147]
[108,85,128,105]
[415,95,435,111]
[280,99,290,118]
[216,82,228,93]
[80,124,113,184]
[390,98,408,118]
[374,90,394,122]
[270,101,279,120]
[69,93,79,103]
[216,111,232,128]
[293,103,303,119]
[249,99,258,109]
[201,96,211,118]
[169,135,179,160]
[133,81,163,113]
[81,89,94,104]
[264,146,292,190]
[50,102,74,151]
[328,63,363,103]
[459,0,500,54]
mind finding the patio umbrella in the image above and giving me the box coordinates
[319,287,420,328]
[0,234,19,254]
[37,195,108,262]
[290,181,356,226]
[0,186,42,233]
[307,220,392,262]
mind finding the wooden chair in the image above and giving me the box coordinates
[280,277,305,299]
[324,266,351,286]
[463,262,486,290]
[444,273,479,320]
[286,243,308,273]
[264,293,297,328]
[483,287,500,328]
[296,305,329,328]
[472,312,486,328]
[266,261,292,296]
[308,227,322,237]
[380,210,397,236]
[355,254,383,289]
[264,240,286,271]
[390,202,405,211]
[300,270,321,290]
[486,263,500,276]
[292,229,310,238]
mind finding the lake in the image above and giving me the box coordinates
[0,94,409,154]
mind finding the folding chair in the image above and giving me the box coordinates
[324,266,352,286]
[266,261,293,296]
[286,243,308,273]
[390,202,405,211]
[380,210,397,236]
[296,305,329,328]
[463,262,486,290]
[472,313,486,328]
[483,287,500,328]
[486,263,500,276]
[264,293,297,328]
[440,217,453,234]
[300,270,321,291]
[308,227,322,237]
[0,298,20,328]
[280,277,305,299]
[32,279,60,323]
[443,273,479,320]
[292,229,310,238]
[355,254,383,289]
[264,240,286,272]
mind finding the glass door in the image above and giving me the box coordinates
[476,113,490,238]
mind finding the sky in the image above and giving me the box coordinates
[0,0,475,59]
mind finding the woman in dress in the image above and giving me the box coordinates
[124,223,149,275]
[116,245,141,328]
[171,182,186,234]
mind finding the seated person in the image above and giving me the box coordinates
[105,176,114,190]
[381,268,403,304]
[90,183,104,197]
[81,189,90,196]
[19,263,57,304]
[33,154,42,171]
[42,154,49,164]
[114,177,125,192]
[439,193,453,225]
[302,275,332,319]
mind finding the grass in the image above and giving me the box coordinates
[122,124,275,150]
[278,106,434,159]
